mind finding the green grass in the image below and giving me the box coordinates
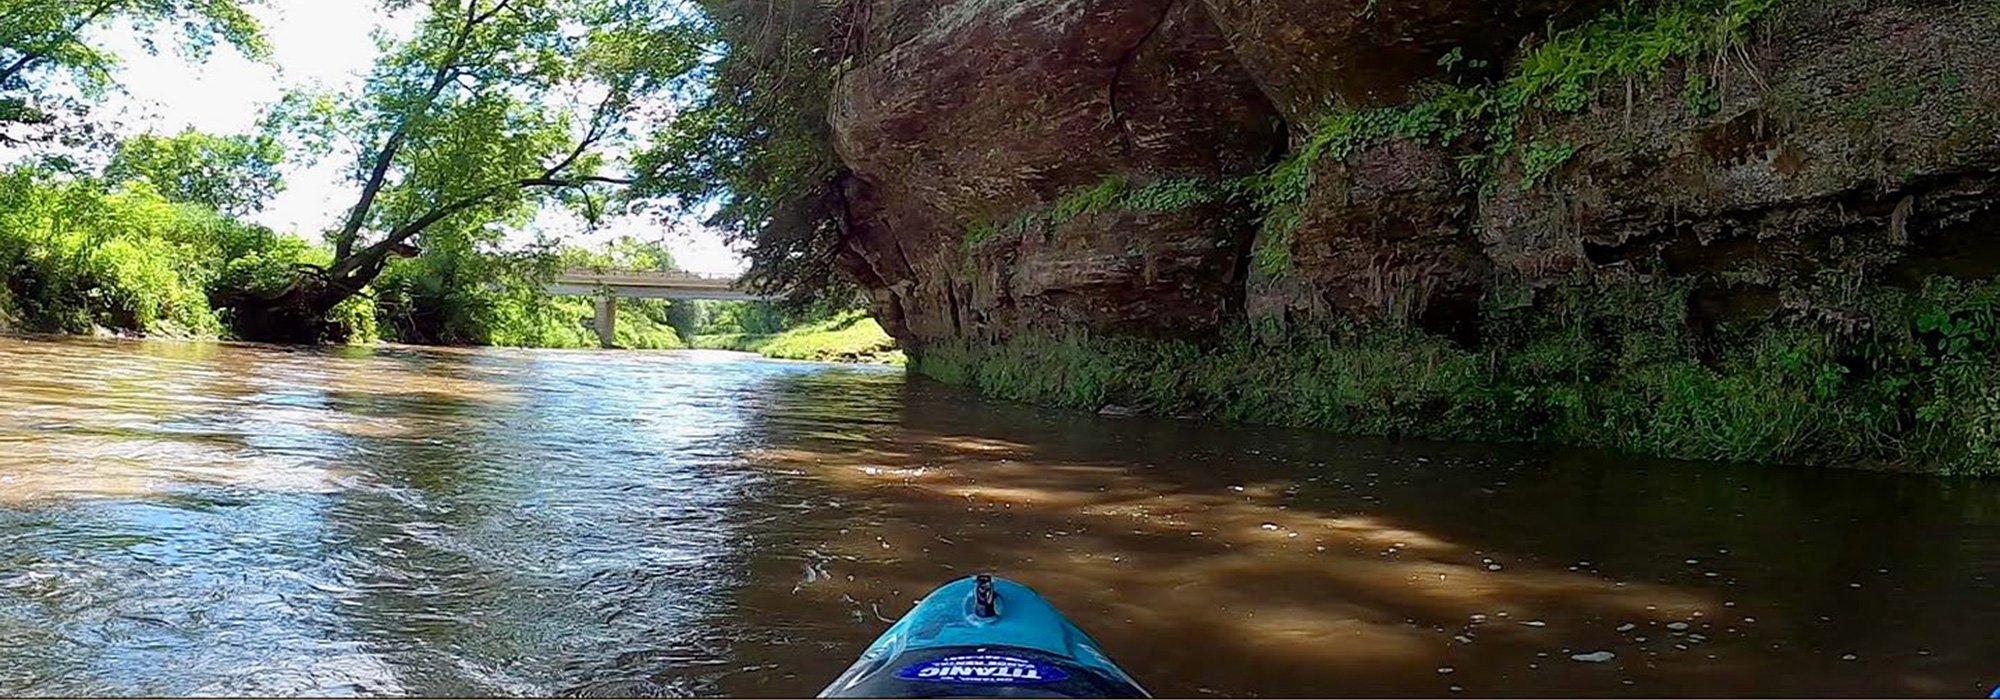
[689,332,774,353]
[914,275,2000,476]
[693,310,903,364]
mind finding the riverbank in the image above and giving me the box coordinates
[7,333,1998,696]
[0,166,734,348]
[911,275,2000,476]
[691,311,904,365]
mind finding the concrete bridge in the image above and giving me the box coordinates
[547,269,772,348]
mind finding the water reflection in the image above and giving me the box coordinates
[0,336,1996,697]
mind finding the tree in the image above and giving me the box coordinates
[231,0,705,342]
[561,233,679,272]
[103,129,282,214]
[0,0,267,145]
[625,0,852,308]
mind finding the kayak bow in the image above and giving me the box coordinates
[820,575,1150,698]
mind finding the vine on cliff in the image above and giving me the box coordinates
[968,0,1782,278]
[963,174,1243,248]
[965,0,1778,281]
[1249,0,1781,274]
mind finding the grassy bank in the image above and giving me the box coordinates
[692,310,903,364]
[914,276,2000,476]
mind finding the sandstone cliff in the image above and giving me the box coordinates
[815,0,2000,349]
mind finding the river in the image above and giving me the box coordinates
[0,336,1996,697]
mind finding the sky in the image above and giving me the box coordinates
[95,0,746,275]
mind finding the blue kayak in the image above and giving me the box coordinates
[820,575,1150,698]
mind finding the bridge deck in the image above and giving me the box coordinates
[547,269,771,301]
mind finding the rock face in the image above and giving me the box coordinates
[1480,0,2000,289]
[829,0,1281,342]
[1198,0,1606,115]
[822,0,2000,348]
[1278,138,1489,334]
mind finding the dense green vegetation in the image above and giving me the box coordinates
[0,143,873,354]
[0,157,684,348]
[0,165,281,337]
[0,0,881,354]
[916,276,2000,475]
[691,309,903,364]
[217,0,709,341]
[1,1,285,336]
[0,156,887,353]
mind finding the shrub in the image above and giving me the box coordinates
[0,171,230,336]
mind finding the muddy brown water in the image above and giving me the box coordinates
[1,335,1997,697]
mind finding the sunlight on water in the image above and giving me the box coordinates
[1,335,1998,697]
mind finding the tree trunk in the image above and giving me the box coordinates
[216,243,416,343]
[217,284,358,344]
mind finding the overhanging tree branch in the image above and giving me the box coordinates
[214,0,705,342]
[541,91,620,176]
[332,0,502,260]
[0,0,123,87]
[326,90,634,283]
[469,0,513,27]
[327,172,635,285]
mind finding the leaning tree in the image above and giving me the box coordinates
[228,0,704,341]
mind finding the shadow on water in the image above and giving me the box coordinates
[0,336,1997,697]
[717,373,2000,698]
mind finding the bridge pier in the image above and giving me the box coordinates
[593,296,616,349]
[550,269,775,351]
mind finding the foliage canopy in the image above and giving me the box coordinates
[104,129,283,215]
[625,0,850,306]
[0,0,268,146]
[230,0,708,339]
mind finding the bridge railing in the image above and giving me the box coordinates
[545,267,777,302]
[556,268,740,283]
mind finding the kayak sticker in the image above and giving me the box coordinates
[894,654,1070,685]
